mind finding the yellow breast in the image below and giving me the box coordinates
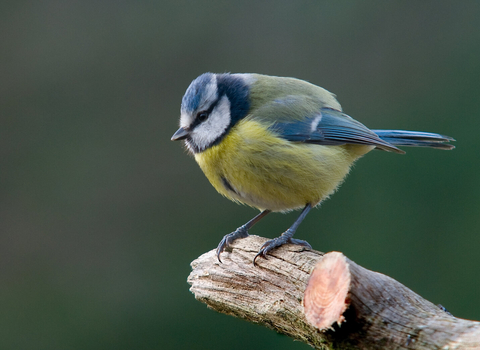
[194,119,371,212]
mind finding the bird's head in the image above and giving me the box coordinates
[171,73,251,154]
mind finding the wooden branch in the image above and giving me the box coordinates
[188,235,480,349]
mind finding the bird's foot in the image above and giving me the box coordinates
[253,233,311,266]
[216,226,249,262]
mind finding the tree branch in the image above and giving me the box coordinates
[188,235,480,349]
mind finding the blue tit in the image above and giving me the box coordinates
[171,73,455,265]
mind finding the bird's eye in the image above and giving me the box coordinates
[197,111,208,122]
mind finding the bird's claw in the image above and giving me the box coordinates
[253,237,312,266]
[288,238,312,249]
[253,237,283,265]
[216,226,249,263]
[215,237,228,263]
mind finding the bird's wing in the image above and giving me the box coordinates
[270,107,404,154]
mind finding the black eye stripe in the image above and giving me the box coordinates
[190,96,222,129]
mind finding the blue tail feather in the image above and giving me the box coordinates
[372,130,455,151]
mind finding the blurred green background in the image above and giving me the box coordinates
[2,1,480,349]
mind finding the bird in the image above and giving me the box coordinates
[171,73,454,265]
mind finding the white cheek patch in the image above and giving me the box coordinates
[191,95,231,150]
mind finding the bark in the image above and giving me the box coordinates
[188,235,480,349]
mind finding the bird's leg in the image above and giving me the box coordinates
[254,204,312,265]
[216,209,271,262]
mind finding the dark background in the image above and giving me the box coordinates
[2,1,479,349]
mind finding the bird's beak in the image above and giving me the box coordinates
[171,127,189,141]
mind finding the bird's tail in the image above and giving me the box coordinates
[372,130,455,151]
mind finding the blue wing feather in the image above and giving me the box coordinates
[371,130,455,150]
[271,108,404,153]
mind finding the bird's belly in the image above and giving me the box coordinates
[194,121,367,212]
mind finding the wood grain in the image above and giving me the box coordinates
[188,235,480,349]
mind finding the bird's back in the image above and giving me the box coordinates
[241,74,342,122]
